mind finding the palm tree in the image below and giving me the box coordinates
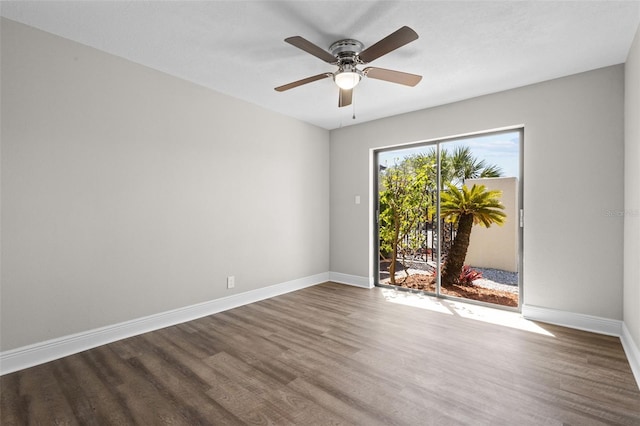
[448,146,503,186]
[422,145,503,189]
[421,146,504,260]
[440,184,506,287]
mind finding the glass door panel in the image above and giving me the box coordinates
[377,145,437,293]
[438,132,520,307]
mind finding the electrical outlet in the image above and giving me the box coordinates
[227,276,235,289]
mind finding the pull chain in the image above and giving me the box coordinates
[352,91,356,120]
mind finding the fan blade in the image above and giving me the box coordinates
[285,36,337,63]
[338,88,353,107]
[364,67,422,87]
[275,73,331,92]
[358,26,418,63]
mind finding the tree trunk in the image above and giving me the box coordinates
[389,215,401,284]
[441,214,474,287]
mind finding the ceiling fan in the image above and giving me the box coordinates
[275,26,422,108]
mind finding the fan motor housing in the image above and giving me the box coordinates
[329,39,364,61]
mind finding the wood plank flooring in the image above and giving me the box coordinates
[2,282,639,425]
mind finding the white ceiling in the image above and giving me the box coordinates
[2,1,639,130]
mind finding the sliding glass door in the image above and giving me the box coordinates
[376,129,522,309]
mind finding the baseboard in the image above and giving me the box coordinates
[621,322,640,390]
[0,272,329,376]
[521,304,623,336]
[329,272,373,289]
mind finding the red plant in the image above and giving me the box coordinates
[458,265,482,286]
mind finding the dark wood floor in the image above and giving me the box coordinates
[2,282,639,425]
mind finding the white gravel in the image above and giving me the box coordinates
[470,267,519,294]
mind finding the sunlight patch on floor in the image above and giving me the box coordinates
[381,287,554,337]
[381,288,453,315]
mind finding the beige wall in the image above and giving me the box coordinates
[331,65,624,320]
[464,177,519,273]
[624,25,640,359]
[0,19,330,351]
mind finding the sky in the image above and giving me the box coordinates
[378,130,520,179]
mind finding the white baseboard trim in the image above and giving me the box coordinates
[522,304,622,336]
[621,322,640,389]
[329,272,373,289]
[0,272,329,376]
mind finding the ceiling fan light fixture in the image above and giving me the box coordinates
[277,27,421,108]
[334,70,362,90]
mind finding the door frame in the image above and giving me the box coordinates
[373,127,524,311]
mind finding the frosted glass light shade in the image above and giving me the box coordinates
[334,71,361,90]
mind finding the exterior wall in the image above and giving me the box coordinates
[464,177,519,273]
